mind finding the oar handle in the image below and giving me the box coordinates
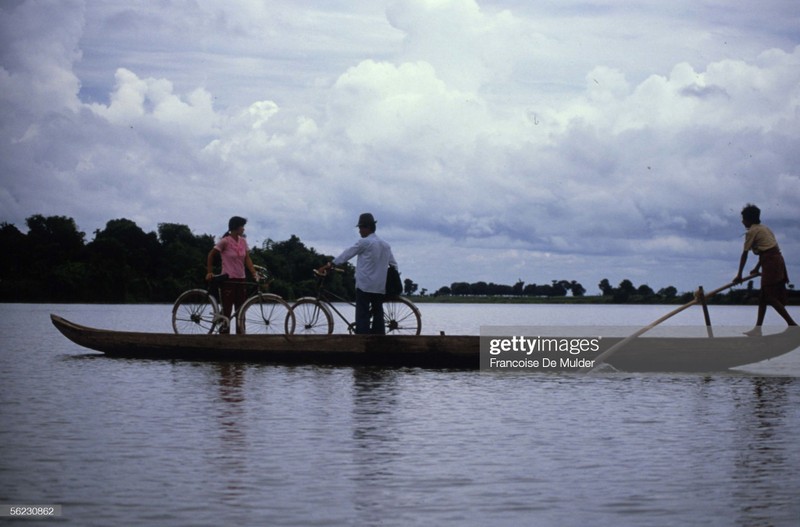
[703,272,760,298]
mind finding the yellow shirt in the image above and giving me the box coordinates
[743,224,778,255]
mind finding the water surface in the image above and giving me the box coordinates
[1,303,799,526]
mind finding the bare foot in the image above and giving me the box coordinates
[743,327,762,337]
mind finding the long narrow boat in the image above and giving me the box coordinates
[51,314,800,372]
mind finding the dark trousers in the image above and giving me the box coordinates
[355,289,385,334]
[220,279,247,333]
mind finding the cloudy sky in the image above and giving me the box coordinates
[2,0,799,295]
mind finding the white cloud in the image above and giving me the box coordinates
[387,0,529,91]
[89,68,219,137]
[328,59,492,151]
[0,0,84,116]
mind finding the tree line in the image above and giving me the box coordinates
[432,275,769,304]
[434,280,587,298]
[1,214,772,305]
[434,279,680,301]
[0,215,369,303]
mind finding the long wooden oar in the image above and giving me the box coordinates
[582,273,761,372]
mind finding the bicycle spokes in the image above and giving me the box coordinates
[238,293,294,335]
[383,298,421,335]
[172,289,219,335]
[290,298,333,334]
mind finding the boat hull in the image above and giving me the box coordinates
[51,314,477,368]
[51,314,800,372]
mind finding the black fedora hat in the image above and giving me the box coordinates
[356,213,377,227]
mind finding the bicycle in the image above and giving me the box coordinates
[289,268,421,335]
[171,265,295,335]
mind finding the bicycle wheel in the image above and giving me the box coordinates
[290,297,334,334]
[172,289,220,334]
[383,296,421,335]
[237,293,295,335]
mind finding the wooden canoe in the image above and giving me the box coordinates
[51,314,800,372]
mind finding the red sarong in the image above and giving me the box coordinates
[759,248,789,303]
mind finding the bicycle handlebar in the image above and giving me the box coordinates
[314,267,344,278]
[209,265,269,283]
[209,271,268,288]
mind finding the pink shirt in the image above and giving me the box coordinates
[215,235,249,279]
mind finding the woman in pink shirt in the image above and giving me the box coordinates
[206,216,259,333]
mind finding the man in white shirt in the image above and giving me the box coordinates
[322,213,398,334]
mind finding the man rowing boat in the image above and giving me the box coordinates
[733,203,797,336]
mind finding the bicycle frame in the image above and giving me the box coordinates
[309,270,358,330]
[316,283,351,307]
[172,265,294,335]
[209,275,261,331]
[290,268,421,335]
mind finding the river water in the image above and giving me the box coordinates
[2,303,800,526]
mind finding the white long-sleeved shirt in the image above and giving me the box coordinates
[333,233,397,294]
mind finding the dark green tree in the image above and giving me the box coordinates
[471,281,489,296]
[551,280,570,297]
[570,280,586,297]
[158,223,215,301]
[0,222,28,276]
[658,286,678,299]
[637,284,655,298]
[0,222,36,300]
[614,279,636,302]
[450,282,470,295]
[522,283,539,296]
[250,235,355,300]
[86,219,161,302]
[26,215,88,301]
[403,278,418,296]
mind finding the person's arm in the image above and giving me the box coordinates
[323,240,363,272]
[244,252,258,280]
[735,250,751,283]
[735,227,753,283]
[206,247,219,281]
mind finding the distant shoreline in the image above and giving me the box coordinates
[411,293,799,306]
[2,291,797,306]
